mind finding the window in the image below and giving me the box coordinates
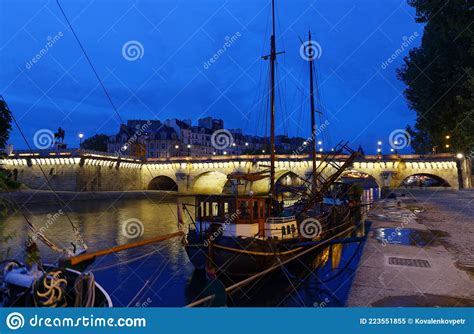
[205,202,210,217]
[253,201,259,219]
[212,202,219,217]
[199,202,205,218]
[239,201,249,219]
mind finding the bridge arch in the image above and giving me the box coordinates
[339,169,382,188]
[249,170,305,195]
[148,175,178,191]
[400,173,451,188]
[192,171,229,194]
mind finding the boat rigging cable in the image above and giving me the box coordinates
[56,0,184,224]
[56,0,123,125]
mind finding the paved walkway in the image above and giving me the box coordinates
[347,189,474,306]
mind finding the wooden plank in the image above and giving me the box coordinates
[69,231,184,265]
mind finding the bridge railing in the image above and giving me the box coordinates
[0,148,141,162]
[1,148,460,163]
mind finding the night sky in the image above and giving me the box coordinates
[0,0,422,153]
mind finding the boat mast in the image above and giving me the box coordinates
[308,30,318,191]
[269,0,277,207]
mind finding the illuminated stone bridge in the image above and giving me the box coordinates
[1,150,471,194]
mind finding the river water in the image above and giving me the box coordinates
[0,189,376,307]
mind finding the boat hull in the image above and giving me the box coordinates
[185,231,321,277]
[185,218,357,277]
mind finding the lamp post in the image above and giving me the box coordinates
[445,135,451,152]
[456,152,464,189]
[317,141,323,153]
[78,133,84,148]
[377,141,382,156]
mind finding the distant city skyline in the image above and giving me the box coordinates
[1,0,422,154]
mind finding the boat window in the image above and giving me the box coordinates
[281,226,286,236]
[199,202,205,218]
[224,202,229,214]
[286,226,291,235]
[205,202,210,217]
[253,201,259,219]
[212,202,219,217]
[239,201,249,219]
[291,225,296,234]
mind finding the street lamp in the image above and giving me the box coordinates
[377,140,382,154]
[78,133,84,147]
[456,153,463,159]
[445,135,451,152]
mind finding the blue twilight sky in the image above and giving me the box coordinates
[0,0,423,153]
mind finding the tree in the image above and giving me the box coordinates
[0,99,13,149]
[397,0,474,154]
[81,134,109,152]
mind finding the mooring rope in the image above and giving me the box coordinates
[74,272,96,307]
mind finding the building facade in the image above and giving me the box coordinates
[107,117,308,158]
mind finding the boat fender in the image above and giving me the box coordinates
[4,268,37,288]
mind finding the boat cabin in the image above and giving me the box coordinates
[194,195,298,240]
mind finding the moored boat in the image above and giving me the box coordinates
[183,192,358,277]
[182,0,363,278]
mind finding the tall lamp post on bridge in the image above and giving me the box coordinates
[377,141,382,156]
[445,135,451,152]
[78,133,84,148]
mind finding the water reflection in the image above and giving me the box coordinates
[1,195,371,307]
[220,224,368,307]
[373,228,445,247]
